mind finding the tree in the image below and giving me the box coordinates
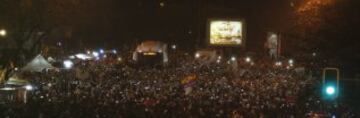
[0,0,89,83]
[285,0,360,57]
[0,0,87,65]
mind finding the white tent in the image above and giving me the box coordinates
[4,74,30,85]
[22,55,54,72]
[47,57,56,63]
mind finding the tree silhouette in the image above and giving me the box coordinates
[286,0,359,57]
[0,0,87,65]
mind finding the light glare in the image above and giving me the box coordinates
[171,45,176,49]
[25,85,33,91]
[63,60,74,69]
[195,53,200,58]
[289,59,294,64]
[245,57,251,63]
[112,49,117,54]
[92,51,99,57]
[231,56,236,61]
[0,29,6,36]
[326,86,335,95]
[99,49,105,54]
[275,61,282,66]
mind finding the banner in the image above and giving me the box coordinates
[181,74,197,95]
[266,32,281,59]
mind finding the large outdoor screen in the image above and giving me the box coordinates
[209,20,244,46]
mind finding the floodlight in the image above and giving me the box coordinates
[63,60,74,69]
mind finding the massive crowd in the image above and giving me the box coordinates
[0,52,356,118]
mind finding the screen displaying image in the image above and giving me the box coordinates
[209,20,243,45]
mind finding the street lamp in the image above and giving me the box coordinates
[92,51,100,57]
[63,60,74,69]
[195,53,200,58]
[24,85,34,91]
[245,57,251,63]
[112,49,117,54]
[0,29,6,37]
[117,57,122,62]
[171,45,177,50]
[99,49,105,54]
[275,61,282,66]
[231,56,236,61]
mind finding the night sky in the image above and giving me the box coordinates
[1,0,359,72]
[61,0,293,50]
[66,0,358,73]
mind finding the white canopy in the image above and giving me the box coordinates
[47,57,56,63]
[22,55,54,72]
[4,74,30,86]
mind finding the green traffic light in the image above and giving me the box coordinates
[322,68,340,99]
[325,86,335,95]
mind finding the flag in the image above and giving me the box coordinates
[181,74,197,95]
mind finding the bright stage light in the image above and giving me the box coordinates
[92,51,99,57]
[24,85,33,91]
[75,54,92,60]
[63,60,74,69]
[99,49,105,54]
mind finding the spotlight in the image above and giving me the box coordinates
[24,85,33,91]
[112,49,117,54]
[245,57,251,63]
[92,51,99,57]
[99,49,105,54]
[63,60,74,69]
[231,56,236,61]
[171,45,176,49]
[195,53,200,58]
[275,61,282,66]
[289,59,294,64]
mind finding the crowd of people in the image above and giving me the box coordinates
[0,51,356,118]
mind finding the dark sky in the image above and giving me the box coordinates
[64,0,293,50]
[2,0,358,73]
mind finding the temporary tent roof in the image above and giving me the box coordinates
[4,74,30,86]
[47,57,56,63]
[22,55,55,72]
